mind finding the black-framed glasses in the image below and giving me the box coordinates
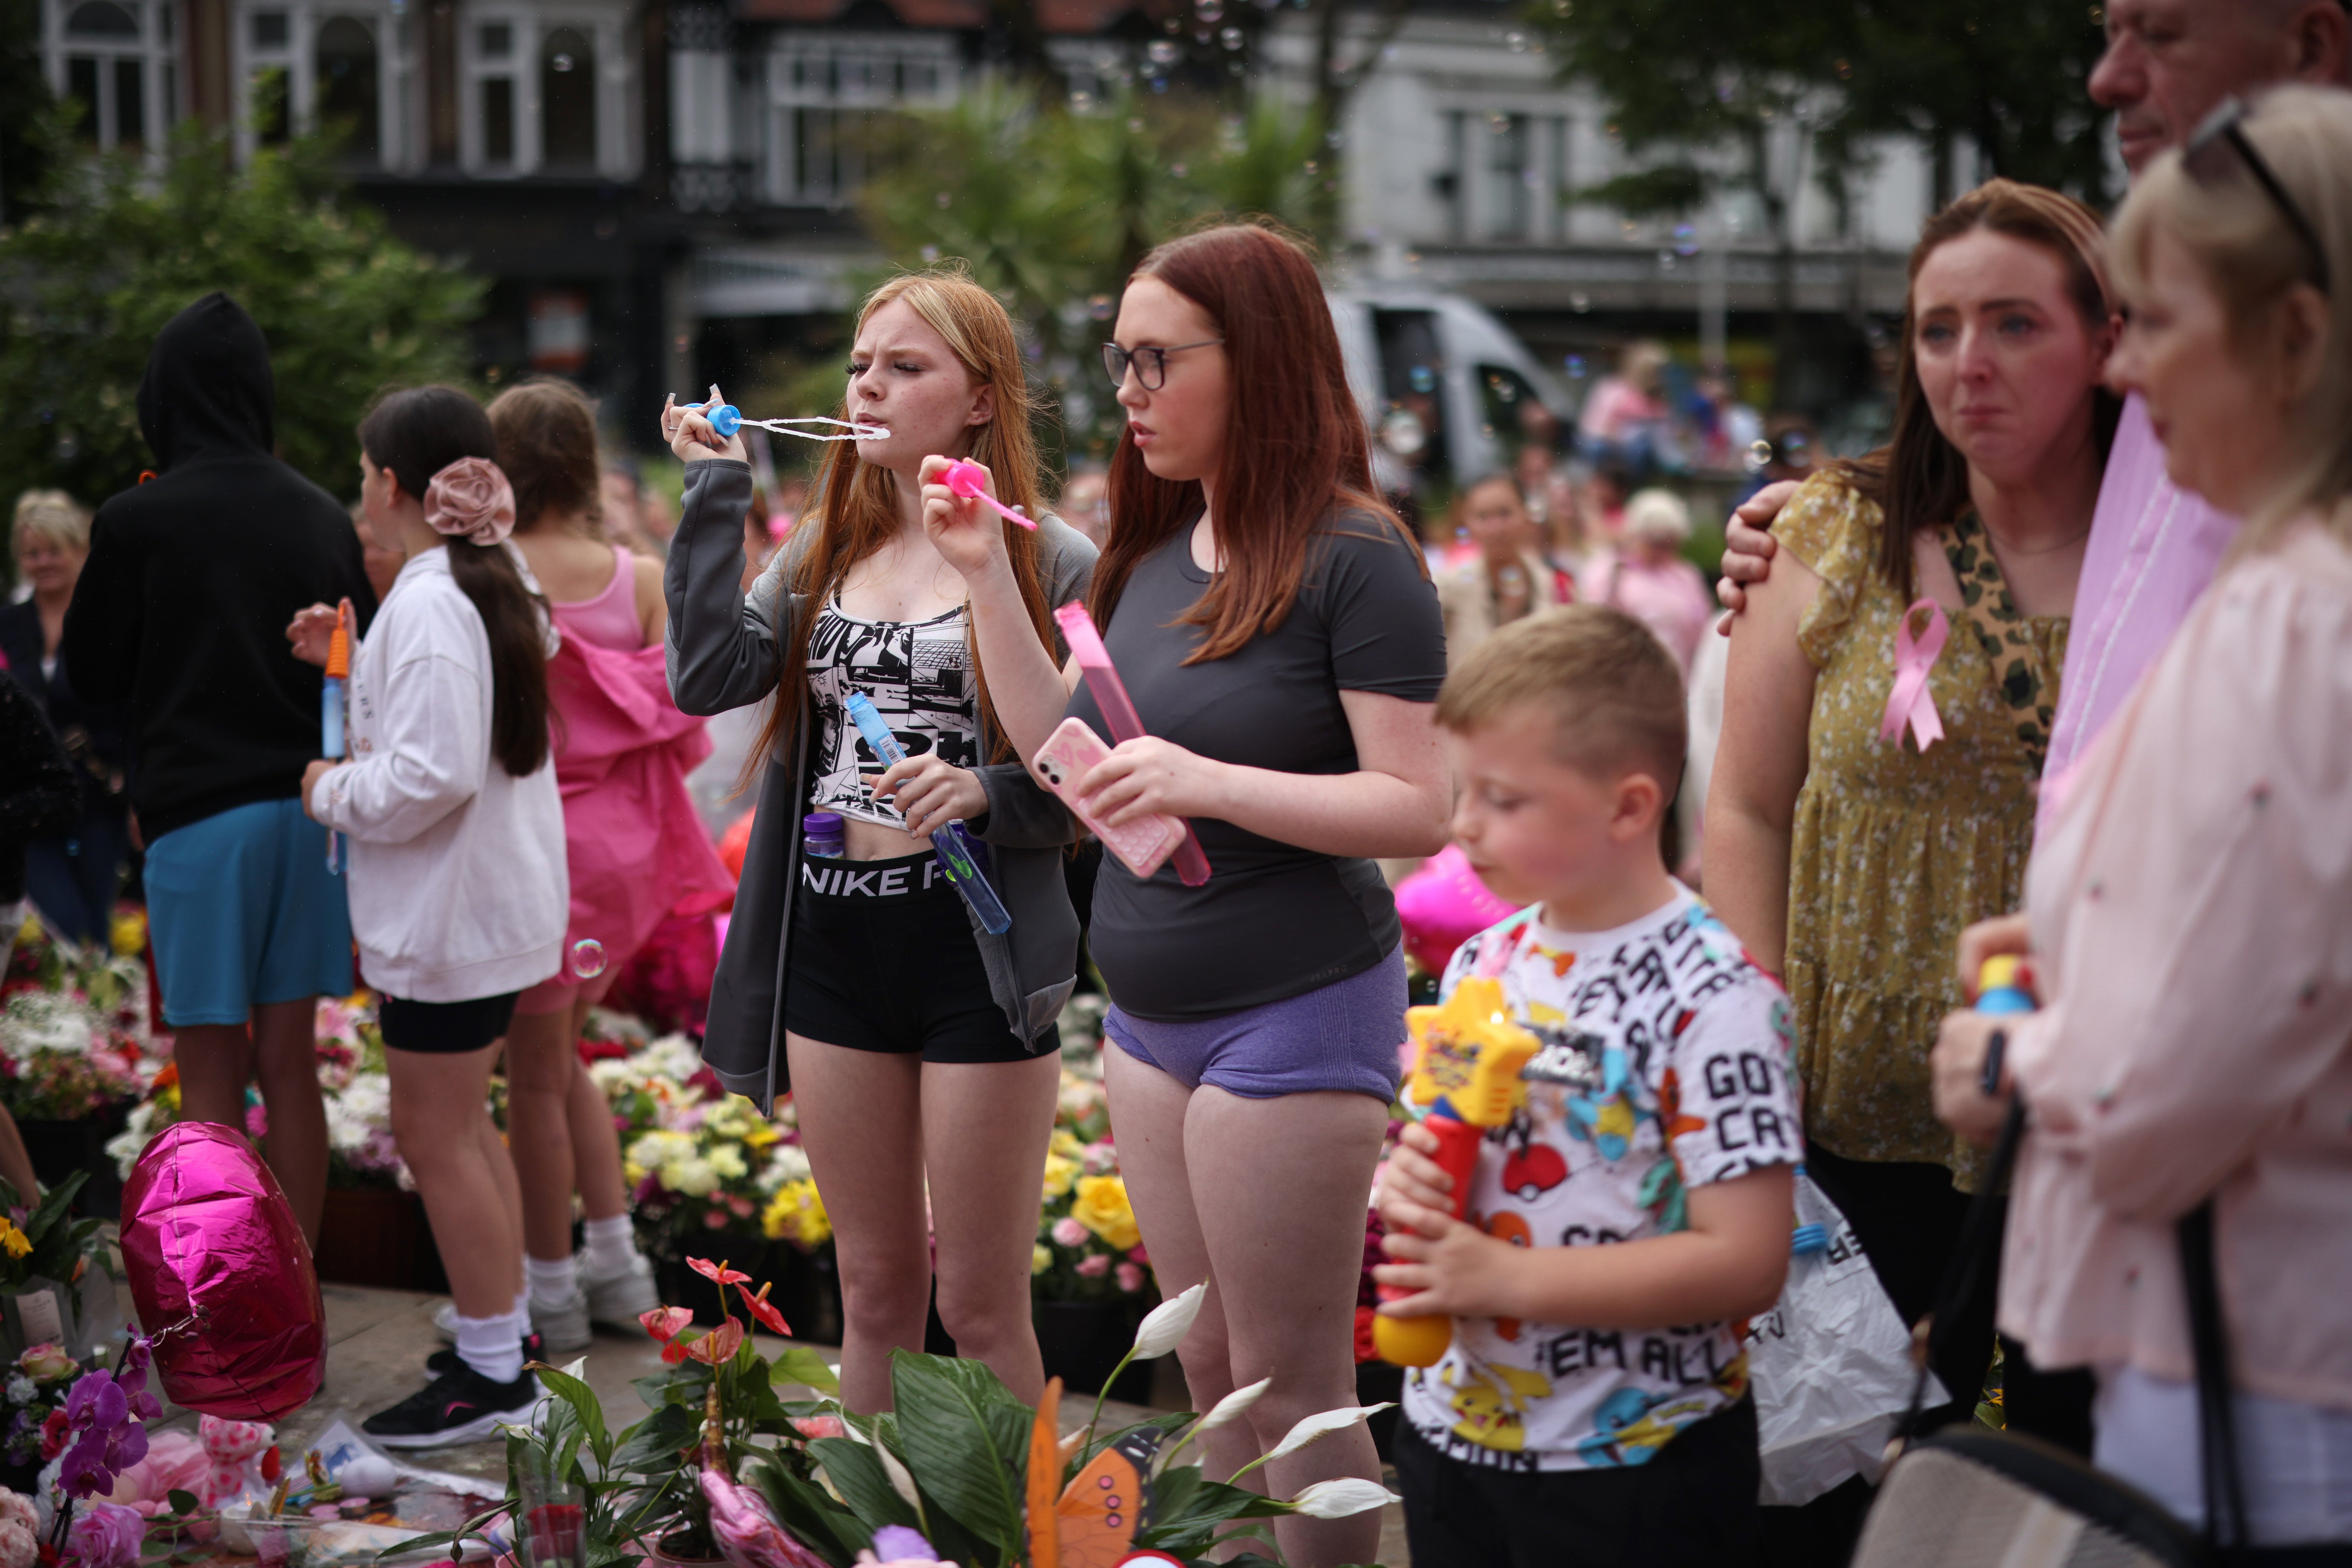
[2185,96,2329,294]
[1101,338,1224,390]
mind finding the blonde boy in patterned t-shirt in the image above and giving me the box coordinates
[1376,606,1799,1568]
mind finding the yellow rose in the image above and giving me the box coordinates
[762,1180,831,1248]
[0,1222,28,1260]
[109,911,146,957]
[1031,1244,1052,1276]
[1041,1152,1077,1201]
[1049,1129,1086,1163]
[1070,1175,1140,1252]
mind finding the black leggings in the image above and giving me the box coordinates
[1803,1140,2095,1451]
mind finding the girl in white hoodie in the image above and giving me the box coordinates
[290,385,568,1446]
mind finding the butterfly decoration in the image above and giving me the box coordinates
[1023,1377,1168,1568]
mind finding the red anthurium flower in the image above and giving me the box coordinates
[640,1306,696,1344]
[685,1320,746,1366]
[736,1282,791,1337]
[687,1258,752,1287]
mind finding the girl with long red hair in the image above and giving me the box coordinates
[663,268,1095,1411]
[1067,224,1451,1566]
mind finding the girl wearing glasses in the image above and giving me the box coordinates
[662,268,1094,1413]
[1935,85,2352,1549]
[1069,223,1451,1568]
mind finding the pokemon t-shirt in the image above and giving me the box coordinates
[1399,886,1800,1472]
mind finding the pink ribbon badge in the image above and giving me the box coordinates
[1879,598,1949,752]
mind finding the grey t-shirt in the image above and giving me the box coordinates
[1073,512,1447,1020]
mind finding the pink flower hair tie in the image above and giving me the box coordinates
[423,455,517,546]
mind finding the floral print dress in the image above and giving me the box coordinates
[1773,475,2067,1187]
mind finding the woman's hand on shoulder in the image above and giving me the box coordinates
[661,387,748,465]
[866,755,987,838]
[917,456,1013,584]
[1075,735,1226,827]
[286,598,351,667]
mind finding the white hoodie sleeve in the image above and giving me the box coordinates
[311,589,491,844]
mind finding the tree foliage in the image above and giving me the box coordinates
[1822,0,2113,208]
[1534,0,2114,222]
[858,85,1325,460]
[0,124,484,505]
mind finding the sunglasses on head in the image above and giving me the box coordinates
[2183,96,2328,295]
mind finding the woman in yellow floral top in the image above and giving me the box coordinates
[1707,180,2117,1452]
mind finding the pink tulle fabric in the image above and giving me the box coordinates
[540,634,734,998]
[422,456,517,547]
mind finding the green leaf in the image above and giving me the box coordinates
[769,1345,842,1396]
[746,1452,868,1567]
[164,1490,198,1517]
[609,1402,699,1475]
[1135,1471,1294,1560]
[533,1364,609,1450]
[804,1438,920,1533]
[886,1352,1030,1553]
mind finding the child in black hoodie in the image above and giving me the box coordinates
[62,293,376,1243]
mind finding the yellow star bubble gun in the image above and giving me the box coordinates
[1375,976,1540,1368]
[322,603,348,874]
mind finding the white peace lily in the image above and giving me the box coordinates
[875,1439,927,1519]
[1130,1282,1205,1360]
[1225,1403,1395,1481]
[1151,1376,1273,1477]
[1194,1376,1273,1435]
[1284,1478,1401,1520]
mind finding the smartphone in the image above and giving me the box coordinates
[1034,717,1185,879]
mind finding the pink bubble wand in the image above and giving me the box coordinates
[940,458,1037,530]
[1052,601,1211,886]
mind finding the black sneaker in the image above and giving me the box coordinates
[363,1362,539,1449]
[424,1330,543,1381]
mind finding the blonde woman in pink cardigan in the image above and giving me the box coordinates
[1935,86,2352,1546]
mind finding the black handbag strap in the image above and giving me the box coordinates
[2180,1201,2252,1554]
[1896,1096,2029,1441]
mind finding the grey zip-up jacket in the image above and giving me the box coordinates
[664,458,1094,1110]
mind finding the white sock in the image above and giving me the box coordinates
[453,1310,524,1385]
[582,1215,636,1276]
[511,1286,530,1320]
[526,1254,578,1301]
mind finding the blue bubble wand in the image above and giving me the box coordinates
[844,691,1011,936]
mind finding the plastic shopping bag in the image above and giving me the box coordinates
[1746,1170,1946,1506]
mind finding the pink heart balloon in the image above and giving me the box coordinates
[120,1122,326,1419]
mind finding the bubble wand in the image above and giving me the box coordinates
[1051,601,1212,886]
[680,394,888,444]
[939,459,1038,530]
[321,603,349,874]
[844,691,1012,935]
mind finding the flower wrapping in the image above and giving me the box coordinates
[118,1123,325,1419]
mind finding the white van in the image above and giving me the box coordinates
[1325,288,1577,499]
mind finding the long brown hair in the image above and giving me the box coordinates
[357,386,552,777]
[1834,178,2121,595]
[751,266,1055,774]
[488,379,605,535]
[1091,222,1419,660]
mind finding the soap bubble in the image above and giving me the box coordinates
[1195,0,1223,17]
[1221,26,1242,47]
[1147,38,1179,62]
[571,938,608,979]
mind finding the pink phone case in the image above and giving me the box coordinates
[1035,717,1184,879]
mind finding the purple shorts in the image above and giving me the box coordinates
[1103,950,1406,1102]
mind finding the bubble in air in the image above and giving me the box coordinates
[571,938,608,979]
